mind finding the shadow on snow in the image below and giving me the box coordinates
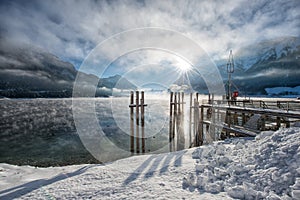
[0,165,99,199]
[123,150,187,186]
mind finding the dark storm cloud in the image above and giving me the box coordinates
[0,0,299,67]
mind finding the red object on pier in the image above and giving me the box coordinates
[233,91,239,98]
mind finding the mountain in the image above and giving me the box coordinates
[0,41,136,98]
[175,36,300,95]
[215,36,300,95]
[98,75,137,90]
[235,36,300,71]
[2,36,299,97]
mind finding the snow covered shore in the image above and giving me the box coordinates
[187,127,300,199]
[1,127,299,199]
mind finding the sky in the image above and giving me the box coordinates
[0,0,299,86]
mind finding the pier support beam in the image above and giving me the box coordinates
[129,91,147,154]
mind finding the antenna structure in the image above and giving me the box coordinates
[226,50,234,99]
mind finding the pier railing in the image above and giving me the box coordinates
[129,91,300,153]
[187,94,300,148]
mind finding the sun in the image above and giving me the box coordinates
[177,63,191,72]
[175,58,192,73]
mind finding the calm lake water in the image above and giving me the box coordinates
[0,96,171,167]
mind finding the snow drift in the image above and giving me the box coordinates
[186,127,300,199]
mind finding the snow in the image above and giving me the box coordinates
[235,36,300,71]
[189,127,300,199]
[265,86,300,96]
[1,127,299,199]
[0,151,230,199]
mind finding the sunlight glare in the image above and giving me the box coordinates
[175,58,192,73]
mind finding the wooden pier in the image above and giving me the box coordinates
[129,91,300,153]
[189,94,300,147]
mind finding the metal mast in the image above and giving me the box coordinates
[226,50,234,100]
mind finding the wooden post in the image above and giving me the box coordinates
[135,91,140,154]
[211,106,215,141]
[216,107,220,139]
[182,92,184,111]
[141,91,145,154]
[260,101,262,108]
[276,116,281,129]
[169,92,174,152]
[234,112,238,125]
[194,98,199,146]
[242,113,246,126]
[211,94,215,141]
[199,104,203,145]
[189,93,192,147]
[206,108,210,135]
[261,115,266,131]
[286,120,290,128]
[177,92,181,150]
[179,92,185,150]
[173,93,177,151]
[130,91,134,154]
[227,111,231,138]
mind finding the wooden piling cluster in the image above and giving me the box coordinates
[130,91,300,154]
[129,91,147,154]
[169,92,185,152]
[187,94,300,147]
[190,93,203,147]
[201,102,300,138]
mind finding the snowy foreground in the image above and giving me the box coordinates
[0,128,299,200]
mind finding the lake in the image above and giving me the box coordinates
[0,96,172,167]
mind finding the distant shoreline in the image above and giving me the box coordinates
[1,94,299,100]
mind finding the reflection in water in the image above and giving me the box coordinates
[0,96,173,166]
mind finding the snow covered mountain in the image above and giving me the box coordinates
[235,36,300,71]
[215,36,300,95]
[1,36,299,97]
[0,40,136,98]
